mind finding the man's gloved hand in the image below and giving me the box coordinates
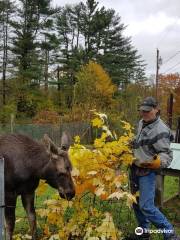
[140,155,161,169]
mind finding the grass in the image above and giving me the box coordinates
[14,176,180,239]
[164,176,180,200]
[14,187,56,236]
[163,176,180,235]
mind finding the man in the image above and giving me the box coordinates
[130,96,180,240]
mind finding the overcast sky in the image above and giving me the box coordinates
[52,0,180,76]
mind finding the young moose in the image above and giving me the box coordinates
[0,133,75,240]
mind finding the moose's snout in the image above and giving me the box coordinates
[59,190,75,200]
[66,190,75,200]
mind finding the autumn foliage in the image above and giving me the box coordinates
[74,61,116,109]
[159,73,180,121]
[14,112,136,240]
[32,110,61,125]
[13,112,136,240]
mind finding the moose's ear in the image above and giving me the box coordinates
[60,132,71,151]
[42,134,58,154]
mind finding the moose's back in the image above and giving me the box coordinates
[1,133,75,240]
[0,134,49,193]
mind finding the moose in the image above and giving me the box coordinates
[0,133,75,240]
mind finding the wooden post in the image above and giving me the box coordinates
[167,93,173,129]
[175,117,180,143]
[10,113,14,133]
[57,65,60,92]
[0,157,5,240]
[155,173,164,208]
[156,48,160,100]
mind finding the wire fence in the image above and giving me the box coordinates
[13,194,137,239]
[0,171,178,239]
[0,125,179,239]
[1,189,169,240]
[0,122,94,145]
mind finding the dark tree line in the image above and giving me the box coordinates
[0,0,147,121]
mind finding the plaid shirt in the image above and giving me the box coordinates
[133,117,173,168]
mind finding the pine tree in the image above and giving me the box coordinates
[54,0,146,90]
[97,9,145,87]
[0,0,15,105]
[10,0,56,85]
[9,0,57,117]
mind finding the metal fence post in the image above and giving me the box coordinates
[0,157,5,240]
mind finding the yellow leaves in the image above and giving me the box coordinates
[36,208,49,218]
[87,170,98,176]
[13,234,32,240]
[74,135,80,144]
[108,191,137,208]
[75,61,116,108]
[108,191,126,200]
[121,120,133,131]
[104,169,115,182]
[95,186,105,196]
[94,136,106,148]
[113,174,128,188]
[47,212,60,225]
[120,120,134,144]
[69,112,134,200]
[91,117,104,128]
[94,112,108,120]
[96,212,121,240]
[126,193,137,208]
[36,111,135,239]
[92,177,103,187]
[36,180,48,196]
[120,153,134,166]
[71,167,80,177]
[49,234,61,240]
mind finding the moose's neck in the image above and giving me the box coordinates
[39,158,52,180]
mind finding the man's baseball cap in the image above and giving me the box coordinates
[139,97,158,111]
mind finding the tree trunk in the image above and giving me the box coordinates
[2,7,8,105]
[44,49,49,91]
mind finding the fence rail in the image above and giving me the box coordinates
[0,157,4,240]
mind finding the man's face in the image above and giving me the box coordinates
[140,107,158,122]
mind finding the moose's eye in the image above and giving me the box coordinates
[57,172,62,178]
[61,144,68,151]
[66,166,71,172]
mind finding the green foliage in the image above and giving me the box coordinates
[15,87,57,120]
[0,103,16,124]
[0,0,148,124]
[16,95,37,118]
[54,0,146,89]
[115,83,153,126]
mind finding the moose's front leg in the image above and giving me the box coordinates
[21,192,37,240]
[5,192,17,240]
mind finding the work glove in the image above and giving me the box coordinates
[140,155,161,169]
